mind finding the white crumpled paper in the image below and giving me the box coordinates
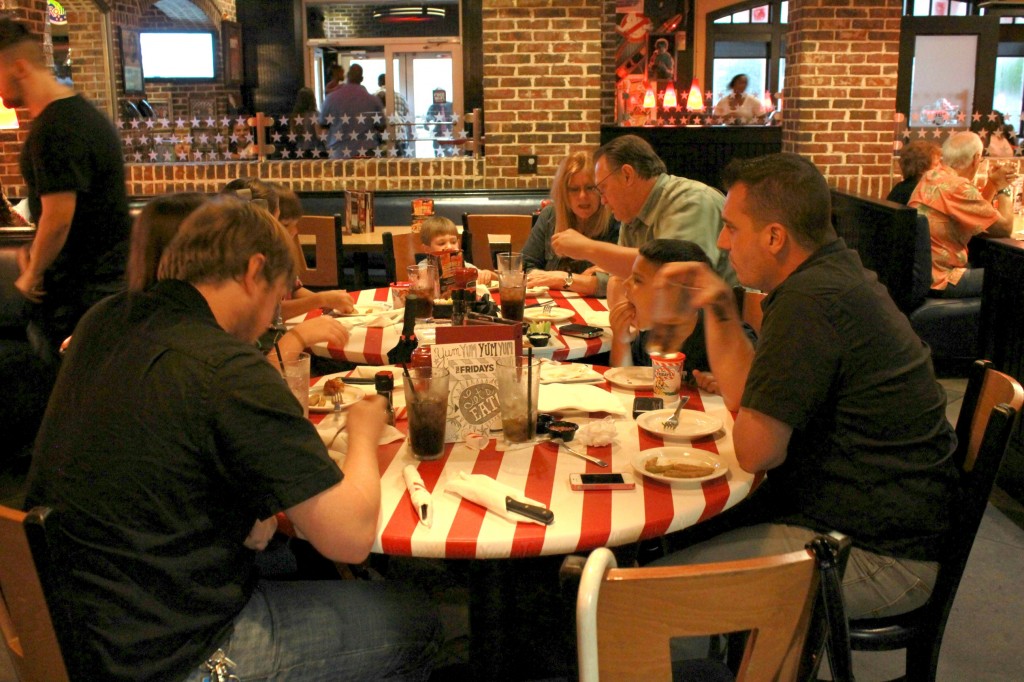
[574,417,618,447]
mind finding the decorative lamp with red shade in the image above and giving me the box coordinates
[642,85,657,110]
[685,78,704,112]
[662,82,678,109]
[0,97,19,130]
[762,90,775,113]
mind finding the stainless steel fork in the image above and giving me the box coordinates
[661,395,690,430]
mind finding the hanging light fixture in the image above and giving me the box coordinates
[685,78,704,112]
[0,97,19,130]
[662,82,678,109]
[373,5,446,23]
[642,85,657,110]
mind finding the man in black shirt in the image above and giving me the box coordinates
[0,19,130,365]
[26,198,440,681]
[652,153,958,619]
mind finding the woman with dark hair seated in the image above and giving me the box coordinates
[887,140,941,205]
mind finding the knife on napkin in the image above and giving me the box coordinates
[402,465,433,528]
[505,496,554,525]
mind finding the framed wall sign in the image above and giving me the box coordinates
[222,21,243,86]
[119,27,144,96]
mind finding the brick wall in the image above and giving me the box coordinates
[783,0,901,197]
[0,0,47,192]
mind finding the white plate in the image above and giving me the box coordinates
[636,409,724,439]
[334,303,391,317]
[343,366,405,387]
[526,285,549,296]
[525,307,575,323]
[632,448,727,484]
[604,366,654,389]
[538,362,605,384]
[308,385,364,413]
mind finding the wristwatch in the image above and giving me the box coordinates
[563,272,574,290]
[997,186,1014,197]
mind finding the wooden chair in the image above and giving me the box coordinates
[294,214,345,289]
[733,286,767,335]
[848,359,1023,681]
[574,536,852,682]
[381,230,422,284]
[0,505,72,682]
[462,213,534,270]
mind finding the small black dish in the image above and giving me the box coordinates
[536,414,554,435]
[527,332,551,347]
[547,420,579,442]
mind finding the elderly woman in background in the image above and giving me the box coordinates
[909,131,1015,298]
[887,140,941,205]
[524,151,619,297]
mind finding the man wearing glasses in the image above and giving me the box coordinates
[551,134,736,288]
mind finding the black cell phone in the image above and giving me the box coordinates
[632,396,664,419]
[560,324,604,339]
[570,473,636,491]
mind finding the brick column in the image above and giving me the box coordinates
[482,0,604,187]
[783,0,901,198]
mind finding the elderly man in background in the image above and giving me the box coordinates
[319,63,386,158]
[26,197,441,681]
[0,18,130,366]
[909,130,1015,299]
[652,153,958,620]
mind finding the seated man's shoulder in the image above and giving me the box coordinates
[660,174,724,205]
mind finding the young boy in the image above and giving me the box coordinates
[418,215,494,285]
[610,239,740,394]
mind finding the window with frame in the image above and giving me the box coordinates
[706,0,788,108]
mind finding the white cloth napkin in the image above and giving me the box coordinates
[403,465,433,528]
[538,383,627,415]
[581,310,610,328]
[444,471,550,526]
[317,418,404,453]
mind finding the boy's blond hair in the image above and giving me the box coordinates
[419,216,459,247]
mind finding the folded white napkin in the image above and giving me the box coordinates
[582,310,611,328]
[403,465,433,528]
[317,418,404,453]
[444,471,550,526]
[538,383,627,415]
[538,361,604,385]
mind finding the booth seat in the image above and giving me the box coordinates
[830,190,980,364]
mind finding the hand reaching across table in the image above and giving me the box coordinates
[276,315,350,356]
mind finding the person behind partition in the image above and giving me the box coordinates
[610,239,730,395]
[0,18,131,366]
[523,150,619,297]
[650,152,958,620]
[424,88,454,157]
[324,63,344,94]
[418,215,494,285]
[712,74,764,124]
[376,73,412,157]
[26,196,442,681]
[290,86,320,155]
[972,110,1018,158]
[319,63,386,158]
[886,140,941,205]
[909,130,1015,298]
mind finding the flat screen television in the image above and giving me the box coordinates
[140,31,216,80]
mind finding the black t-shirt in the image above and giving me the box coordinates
[885,177,918,205]
[20,94,130,292]
[25,280,342,681]
[742,239,958,561]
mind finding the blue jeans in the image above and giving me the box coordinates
[183,579,442,682]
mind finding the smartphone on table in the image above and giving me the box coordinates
[559,324,604,339]
[570,473,636,491]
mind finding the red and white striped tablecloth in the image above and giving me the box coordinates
[311,370,758,560]
[295,288,613,365]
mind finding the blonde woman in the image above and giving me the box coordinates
[524,151,620,296]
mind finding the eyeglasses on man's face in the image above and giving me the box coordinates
[594,167,623,196]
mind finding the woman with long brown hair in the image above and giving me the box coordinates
[524,151,619,296]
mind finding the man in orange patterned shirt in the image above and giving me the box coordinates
[909,130,1015,298]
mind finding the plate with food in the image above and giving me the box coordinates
[524,307,575,323]
[330,303,392,317]
[308,380,364,413]
[604,366,654,389]
[632,448,726,484]
[636,409,723,439]
[526,285,549,296]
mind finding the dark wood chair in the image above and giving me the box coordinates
[294,214,345,289]
[462,213,534,270]
[848,359,1023,681]
[0,505,73,682]
[571,535,852,682]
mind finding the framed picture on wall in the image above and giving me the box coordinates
[188,93,217,123]
[119,27,144,96]
[222,21,243,86]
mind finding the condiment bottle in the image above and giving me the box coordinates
[375,371,395,426]
[411,345,432,368]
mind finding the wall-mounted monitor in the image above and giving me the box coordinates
[140,31,216,80]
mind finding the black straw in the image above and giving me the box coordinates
[402,363,419,400]
[526,347,534,429]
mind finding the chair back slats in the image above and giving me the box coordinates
[0,506,71,682]
[578,547,819,682]
[295,215,340,288]
[462,213,534,270]
[964,367,1024,473]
